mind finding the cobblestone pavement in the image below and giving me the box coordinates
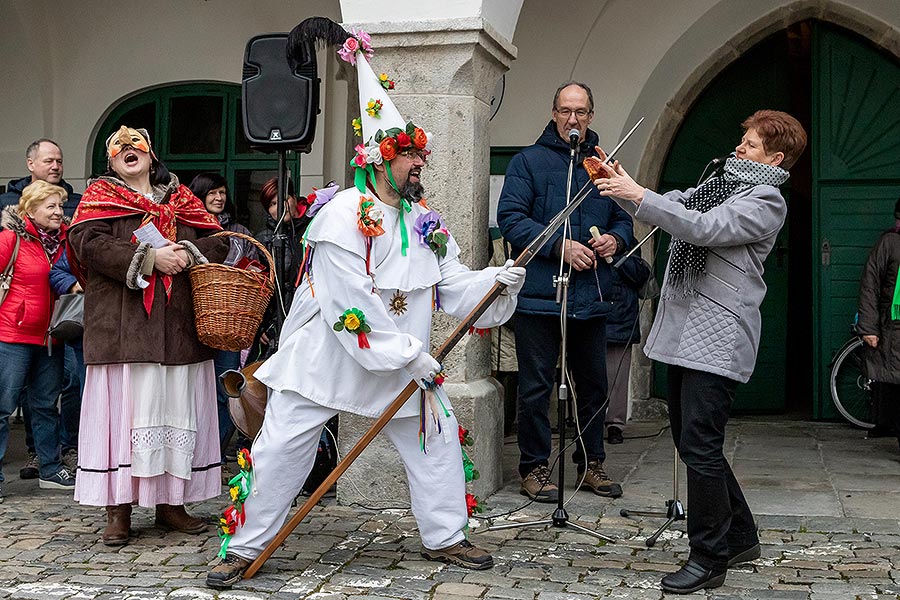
[1,419,898,599]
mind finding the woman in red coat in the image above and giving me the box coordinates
[0,180,73,501]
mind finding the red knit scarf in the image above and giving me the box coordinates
[71,178,221,315]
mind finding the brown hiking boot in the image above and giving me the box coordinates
[102,504,132,546]
[155,504,208,534]
[422,539,493,570]
[578,459,622,498]
[520,465,559,503]
[206,554,252,589]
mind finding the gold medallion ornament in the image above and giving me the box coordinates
[389,291,408,316]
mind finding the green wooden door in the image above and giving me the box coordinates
[655,33,793,411]
[812,24,900,418]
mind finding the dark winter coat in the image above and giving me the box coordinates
[497,121,635,319]
[606,254,651,345]
[68,179,229,366]
[0,176,81,218]
[858,229,900,384]
[0,207,66,345]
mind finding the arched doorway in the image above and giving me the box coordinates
[653,21,900,419]
[91,82,302,236]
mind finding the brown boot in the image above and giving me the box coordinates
[102,504,132,546]
[155,504,208,534]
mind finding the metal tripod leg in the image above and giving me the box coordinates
[619,446,685,547]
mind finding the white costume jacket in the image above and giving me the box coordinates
[254,187,517,418]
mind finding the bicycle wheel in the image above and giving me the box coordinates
[830,338,875,429]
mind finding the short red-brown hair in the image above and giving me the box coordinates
[741,110,807,170]
[258,177,295,211]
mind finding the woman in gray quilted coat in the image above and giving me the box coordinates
[591,110,807,595]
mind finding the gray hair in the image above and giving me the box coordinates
[26,138,61,160]
[552,81,594,113]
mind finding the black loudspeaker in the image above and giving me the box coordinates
[242,33,319,151]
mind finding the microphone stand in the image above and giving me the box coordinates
[617,156,723,546]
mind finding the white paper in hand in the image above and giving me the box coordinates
[134,222,169,249]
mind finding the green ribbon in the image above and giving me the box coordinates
[892,265,900,320]
[354,163,377,194]
[398,197,412,257]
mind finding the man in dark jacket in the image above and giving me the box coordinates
[1,138,82,480]
[497,81,635,503]
[1,139,82,218]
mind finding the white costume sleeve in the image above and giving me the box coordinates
[436,257,517,328]
[313,240,423,374]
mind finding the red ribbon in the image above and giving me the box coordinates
[357,332,370,349]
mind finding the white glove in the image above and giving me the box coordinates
[405,351,441,389]
[496,259,526,296]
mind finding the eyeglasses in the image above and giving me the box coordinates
[399,148,428,162]
[555,108,591,119]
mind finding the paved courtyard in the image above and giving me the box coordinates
[1,418,899,599]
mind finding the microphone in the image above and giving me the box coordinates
[568,129,580,149]
[710,152,734,167]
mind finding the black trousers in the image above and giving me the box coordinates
[514,313,608,477]
[667,365,758,571]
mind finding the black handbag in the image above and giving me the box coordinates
[48,292,84,341]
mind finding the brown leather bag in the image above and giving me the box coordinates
[0,235,21,307]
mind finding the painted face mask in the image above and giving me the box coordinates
[106,125,152,158]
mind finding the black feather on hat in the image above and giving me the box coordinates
[286,17,351,68]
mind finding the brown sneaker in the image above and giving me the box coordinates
[578,459,623,498]
[206,554,252,589]
[520,465,559,503]
[422,539,493,570]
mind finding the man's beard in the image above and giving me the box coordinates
[400,179,425,203]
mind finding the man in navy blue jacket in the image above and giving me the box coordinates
[1,139,81,217]
[498,81,634,502]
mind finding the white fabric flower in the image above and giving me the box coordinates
[366,143,383,165]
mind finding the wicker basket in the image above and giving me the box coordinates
[189,231,275,351]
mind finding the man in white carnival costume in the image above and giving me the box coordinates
[206,19,526,589]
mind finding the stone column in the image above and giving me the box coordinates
[335,18,517,507]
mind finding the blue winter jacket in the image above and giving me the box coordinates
[497,121,635,319]
[0,176,82,218]
[605,254,651,345]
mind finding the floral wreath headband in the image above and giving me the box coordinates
[337,27,433,194]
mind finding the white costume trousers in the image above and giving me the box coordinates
[228,389,468,558]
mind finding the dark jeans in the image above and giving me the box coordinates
[214,349,241,459]
[514,313,608,477]
[667,365,758,571]
[870,382,900,439]
[0,341,64,481]
[24,343,84,453]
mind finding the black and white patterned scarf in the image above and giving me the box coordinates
[665,157,789,298]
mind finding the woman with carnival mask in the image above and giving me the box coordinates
[592,110,807,594]
[68,126,229,546]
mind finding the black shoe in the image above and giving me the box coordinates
[607,426,624,444]
[727,542,761,567]
[661,559,726,594]
[866,426,893,439]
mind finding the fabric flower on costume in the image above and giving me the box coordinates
[352,117,362,137]
[336,28,374,66]
[378,72,396,90]
[465,493,484,517]
[357,197,385,237]
[306,182,341,219]
[412,128,428,150]
[459,425,473,447]
[366,98,383,118]
[334,307,372,348]
[217,448,254,558]
[396,131,411,148]
[379,136,399,162]
[415,210,451,258]
[352,144,368,168]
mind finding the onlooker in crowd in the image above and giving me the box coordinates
[250,177,310,360]
[1,138,82,479]
[497,81,634,503]
[0,139,81,216]
[48,249,86,472]
[188,173,257,460]
[68,126,228,545]
[593,109,807,593]
[604,254,651,444]
[0,180,74,501]
[857,194,900,452]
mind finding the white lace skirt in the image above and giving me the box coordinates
[75,361,222,508]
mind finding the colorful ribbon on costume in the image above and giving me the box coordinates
[217,449,253,558]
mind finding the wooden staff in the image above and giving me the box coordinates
[242,118,644,579]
